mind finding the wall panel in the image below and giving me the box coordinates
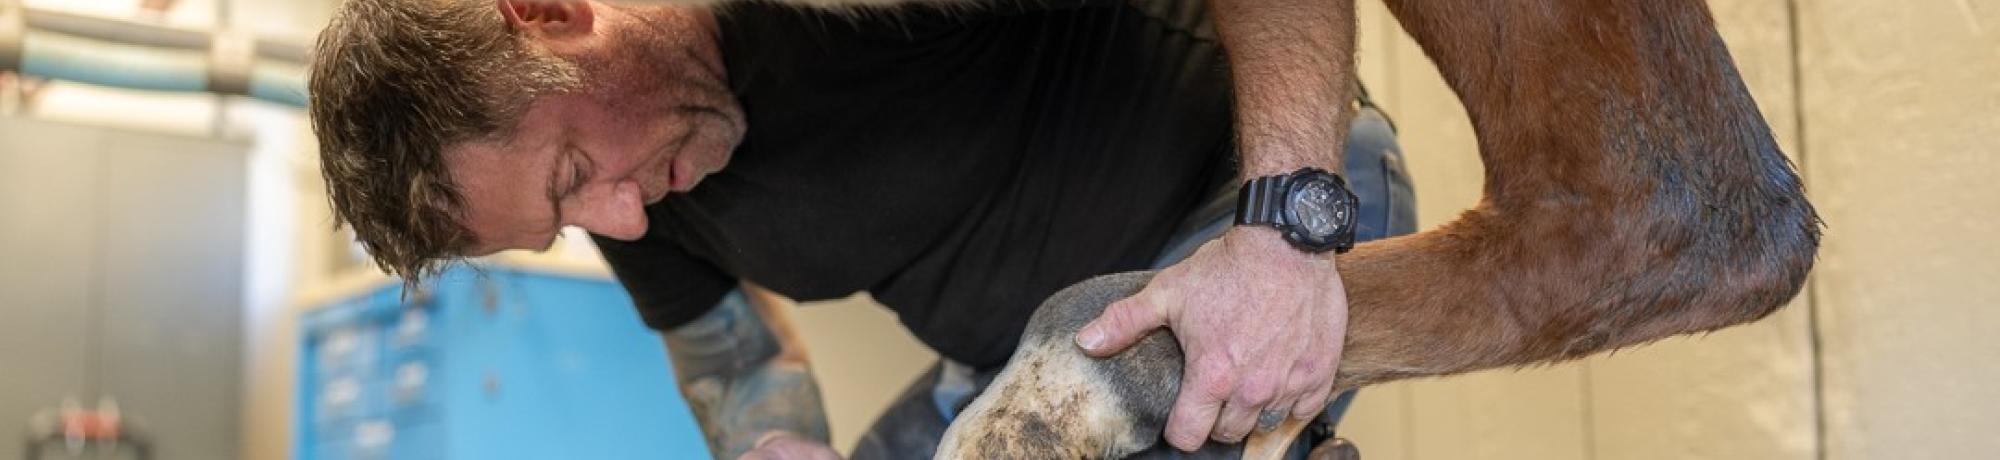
[95,132,247,460]
[1799,1,2000,458]
[0,119,104,460]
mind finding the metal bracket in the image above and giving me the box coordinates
[206,29,254,96]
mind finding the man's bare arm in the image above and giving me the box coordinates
[1209,0,1357,175]
[663,283,829,459]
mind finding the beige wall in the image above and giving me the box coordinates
[1801,1,2000,458]
[1337,1,2000,459]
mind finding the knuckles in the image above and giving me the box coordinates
[1232,376,1281,406]
[1191,367,1239,401]
[1296,356,1335,383]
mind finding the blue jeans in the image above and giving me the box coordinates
[851,107,1418,459]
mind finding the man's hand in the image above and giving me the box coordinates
[736,431,841,460]
[1085,0,1358,449]
[1076,227,1348,451]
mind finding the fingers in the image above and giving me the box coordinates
[1212,400,1260,444]
[1288,327,1339,419]
[1211,372,1280,443]
[1164,359,1230,451]
[1292,385,1334,420]
[1076,292,1169,357]
[1257,400,1294,432]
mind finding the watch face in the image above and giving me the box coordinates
[1288,176,1352,241]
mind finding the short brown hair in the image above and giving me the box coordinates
[309,0,579,282]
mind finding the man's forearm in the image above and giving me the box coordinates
[664,285,829,459]
[1208,0,1358,175]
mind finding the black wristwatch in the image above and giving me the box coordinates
[1234,167,1359,254]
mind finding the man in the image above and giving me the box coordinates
[309,0,1407,457]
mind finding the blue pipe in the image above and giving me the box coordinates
[15,31,307,108]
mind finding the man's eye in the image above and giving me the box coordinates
[566,161,589,195]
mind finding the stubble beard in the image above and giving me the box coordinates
[584,5,744,199]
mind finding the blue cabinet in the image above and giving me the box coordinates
[298,267,711,459]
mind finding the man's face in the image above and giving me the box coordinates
[445,4,742,256]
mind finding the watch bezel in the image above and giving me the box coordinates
[1279,168,1358,253]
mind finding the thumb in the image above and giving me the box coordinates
[1076,293,1169,358]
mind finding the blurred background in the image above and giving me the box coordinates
[0,0,1993,459]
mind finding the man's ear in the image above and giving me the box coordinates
[496,0,595,40]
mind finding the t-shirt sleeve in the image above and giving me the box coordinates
[592,234,738,331]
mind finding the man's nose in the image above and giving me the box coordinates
[568,180,649,241]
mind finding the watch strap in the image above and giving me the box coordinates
[1234,173,1291,227]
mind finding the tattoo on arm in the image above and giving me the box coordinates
[664,286,830,459]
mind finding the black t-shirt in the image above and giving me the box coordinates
[594,0,1235,368]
